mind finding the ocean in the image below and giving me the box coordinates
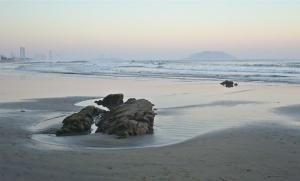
[2,59,300,84]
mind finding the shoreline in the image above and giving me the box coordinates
[2,59,300,86]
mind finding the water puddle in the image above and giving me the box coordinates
[31,99,266,150]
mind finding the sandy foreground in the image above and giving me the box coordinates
[0,73,300,181]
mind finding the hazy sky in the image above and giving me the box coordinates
[0,0,300,59]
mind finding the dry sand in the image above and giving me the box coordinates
[0,73,300,181]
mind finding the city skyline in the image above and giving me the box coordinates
[0,46,54,60]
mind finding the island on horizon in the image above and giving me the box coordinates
[187,51,237,61]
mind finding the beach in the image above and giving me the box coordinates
[2,0,300,180]
[1,73,300,180]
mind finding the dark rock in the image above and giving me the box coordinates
[56,94,156,138]
[56,106,105,136]
[95,94,124,110]
[125,98,136,104]
[79,106,105,117]
[220,80,238,88]
[96,98,156,138]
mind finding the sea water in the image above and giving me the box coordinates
[2,58,300,84]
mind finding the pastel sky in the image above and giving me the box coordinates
[0,0,300,59]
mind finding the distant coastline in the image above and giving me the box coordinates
[0,55,31,63]
[187,51,237,61]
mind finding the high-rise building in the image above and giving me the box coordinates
[48,50,53,60]
[20,47,25,59]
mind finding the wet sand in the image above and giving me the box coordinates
[1,73,300,180]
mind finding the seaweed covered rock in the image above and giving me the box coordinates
[96,98,156,138]
[56,106,105,136]
[95,94,124,110]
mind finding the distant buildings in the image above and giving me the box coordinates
[0,55,14,62]
[1,47,54,62]
[0,55,8,61]
[48,50,53,60]
[20,47,26,59]
[0,46,28,62]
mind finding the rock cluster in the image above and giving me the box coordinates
[56,94,156,138]
[56,106,104,136]
[96,96,156,138]
[94,94,124,110]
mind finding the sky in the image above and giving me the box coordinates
[0,0,300,60]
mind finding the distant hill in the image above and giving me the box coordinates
[187,51,237,61]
